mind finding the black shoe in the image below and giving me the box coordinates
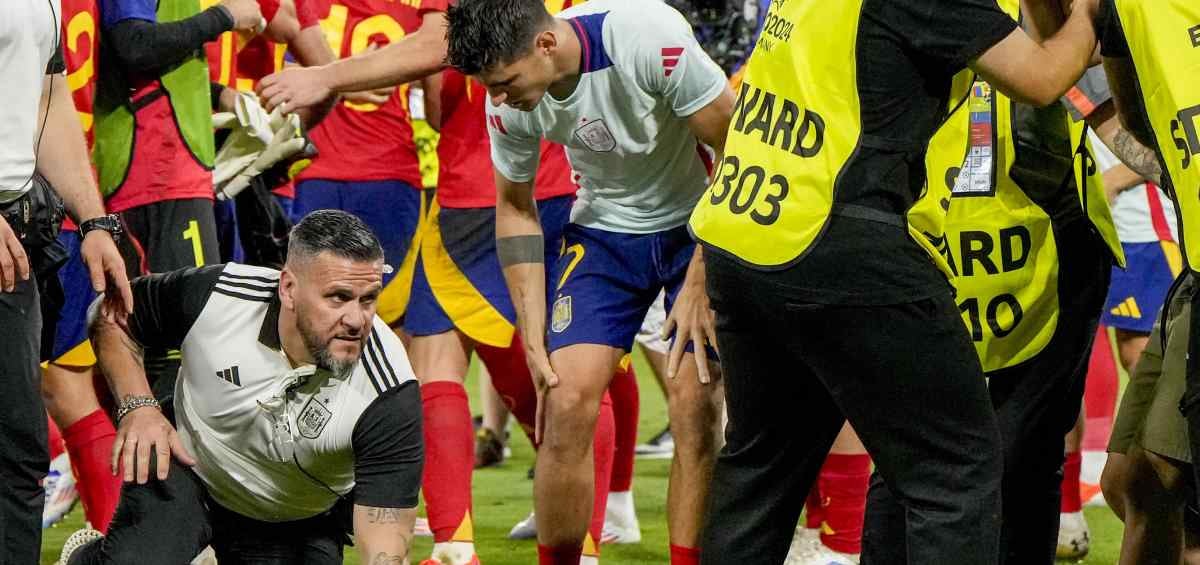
[634,426,674,459]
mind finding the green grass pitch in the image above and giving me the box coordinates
[41,351,1125,564]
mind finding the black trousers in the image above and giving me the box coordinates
[699,251,1003,565]
[71,459,348,565]
[989,221,1110,563]
[0,276,45,565]
[864,219,1112,565]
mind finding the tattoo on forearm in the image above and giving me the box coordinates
[370,552,406,565]
[366,507,406,524]
[118,331,145,365]
[1112,128,1163,186]
[497,235,544,267]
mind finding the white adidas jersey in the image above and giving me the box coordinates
[487,0,727,234]
[169,264,416,522]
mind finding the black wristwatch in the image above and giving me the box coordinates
[79,214,123,242]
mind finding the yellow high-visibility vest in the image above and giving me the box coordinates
[926,0,1121,371]
[1113,0,1200,270]
[689,0,965,276]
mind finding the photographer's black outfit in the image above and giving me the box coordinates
[0,0,70,549]
[0,171,66,564]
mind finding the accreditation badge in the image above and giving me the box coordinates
[953,81,997,197]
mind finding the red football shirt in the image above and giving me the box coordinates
[436,70,577,208]
[296,0,444,187]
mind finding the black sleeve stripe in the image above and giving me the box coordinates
[216,275,277,289]
[213,284,273,299]
[212,287,274,303]
[370,331,402,388]
[218,272,280,285]
[215,279,278,294]
[360,352,387,395]
[364,334,398,390]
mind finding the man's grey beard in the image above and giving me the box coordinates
[296,307,362,379]
[311,346,359,379]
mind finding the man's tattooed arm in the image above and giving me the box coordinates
[355,505,416,565]
[1111,127,1163,186]
[366,507,408,524]
[370,551,406,565]
[88,296,154,407]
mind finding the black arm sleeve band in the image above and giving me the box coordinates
[128,265,224,350]
[106,6,234,76]
[351,381,424,508]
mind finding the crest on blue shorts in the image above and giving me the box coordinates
[551,295,573,333]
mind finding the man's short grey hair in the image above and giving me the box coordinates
[288,210,384,265]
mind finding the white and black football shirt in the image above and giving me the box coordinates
[125,263,422,522]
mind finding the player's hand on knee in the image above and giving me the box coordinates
[526,347,559,443]
[112,406,197,484]
[662,275,718,385]
[0,215,30,293]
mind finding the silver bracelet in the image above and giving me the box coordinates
[116,395,160,423]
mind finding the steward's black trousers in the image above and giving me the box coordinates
[0,275,46,565]
[700,250,1003,565]
[864,219,1112,565]
[985,220,1110,564]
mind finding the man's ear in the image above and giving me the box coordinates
[279,267,297,311]
[536,28,559,56]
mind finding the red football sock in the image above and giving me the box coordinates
[804,481,824,530]
[607,362,638,492]
[538,543,582,565]
[420,381,475,543]
[62,409,121,533]
[1061,451,1083,513]
[477,334,538,444]
[589,394,616,549]
[47,414,65,460]
[670,545,701,565]
[819,453,871,555]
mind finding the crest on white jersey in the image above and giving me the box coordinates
[297,398,333,439]
[573,119,617,152]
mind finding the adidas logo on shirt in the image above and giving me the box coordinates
[216,366,242,386]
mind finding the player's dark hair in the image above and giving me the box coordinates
[445,0,555,75]
[289,210,384,264]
